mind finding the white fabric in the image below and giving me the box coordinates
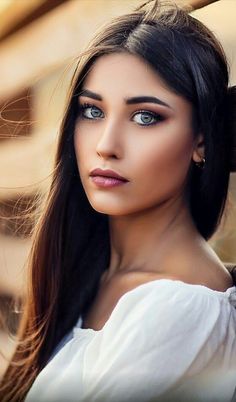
[25,278,236,402]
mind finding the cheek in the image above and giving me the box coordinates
[133,128,194,192]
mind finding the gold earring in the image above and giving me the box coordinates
[195,157,206,169]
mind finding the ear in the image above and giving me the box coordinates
[192,133,205,163]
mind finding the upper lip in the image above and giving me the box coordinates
[90,168,128,181]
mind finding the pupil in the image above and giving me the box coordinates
[141,113,152,123]
[91,107,101,117]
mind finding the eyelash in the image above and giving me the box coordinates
[77,102,165,127]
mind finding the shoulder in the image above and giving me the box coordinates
[111,267,235,308]
[78,278,236,394]
[116,269,233,307]
[93,268,235,332]
[105,274,234,333]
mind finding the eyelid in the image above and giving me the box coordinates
[78,100,164,113]
[131,109,158,117]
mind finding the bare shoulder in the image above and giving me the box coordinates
[103,261,234,299]
[185,240,234,291]
[189,261,234,292]
[118,269,233,298]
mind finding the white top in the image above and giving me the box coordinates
[25,278,236,402]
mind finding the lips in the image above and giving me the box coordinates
[90,168,128,182]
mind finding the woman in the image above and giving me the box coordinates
[1,0,236,401]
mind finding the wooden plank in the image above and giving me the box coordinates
[0,0,47,39]
[189,0,219,9]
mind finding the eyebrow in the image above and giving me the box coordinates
[78,89,173,110]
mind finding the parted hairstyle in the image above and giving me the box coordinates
[1,0,236,400]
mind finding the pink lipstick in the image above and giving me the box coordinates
[89,168,129,188]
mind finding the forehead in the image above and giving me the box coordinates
[82,52,168,92]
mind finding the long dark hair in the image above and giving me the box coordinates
[1,0,236,400]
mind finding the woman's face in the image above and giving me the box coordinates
[74,52,199,216]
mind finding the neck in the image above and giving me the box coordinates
[106,194,202,279]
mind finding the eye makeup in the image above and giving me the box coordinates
[77,102,166,127]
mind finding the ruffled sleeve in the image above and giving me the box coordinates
[77,279,236,402]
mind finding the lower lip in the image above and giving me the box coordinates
[90,176,128,187]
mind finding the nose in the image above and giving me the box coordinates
[96,118,122,159]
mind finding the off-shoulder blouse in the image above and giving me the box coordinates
[25,278,236,402]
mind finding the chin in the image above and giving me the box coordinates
[86,197,128,215]
[88,199,144,217]
[89,204,128,216]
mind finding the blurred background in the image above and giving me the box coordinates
[0,0,235,377]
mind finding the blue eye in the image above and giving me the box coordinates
[132,110,164,126]
[78,103,104,120]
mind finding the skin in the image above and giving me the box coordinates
[74,52,232,314]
